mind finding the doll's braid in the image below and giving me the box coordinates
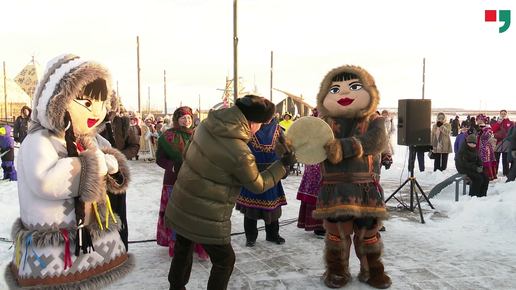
[64,111,94,255]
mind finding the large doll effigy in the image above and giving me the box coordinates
[5,54,134,289]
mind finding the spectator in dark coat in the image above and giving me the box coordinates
[460,115,471,129]
[506,126,516,182]
[455,134,489,197]
[13,106,32,143]
[451,116,460,136]
[99,106,140,251]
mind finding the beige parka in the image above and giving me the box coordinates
[431,112,453,153]
[164,105,287,245]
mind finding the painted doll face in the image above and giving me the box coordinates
[178,114,193,127]
[68,95,106,134]
[323,78,370,115]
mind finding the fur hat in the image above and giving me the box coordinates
[316,65,379,119]
[235,95,275,123]
[466,134,477,144]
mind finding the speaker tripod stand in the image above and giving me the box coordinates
[385,146,434,223]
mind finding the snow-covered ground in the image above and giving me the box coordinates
[1,128,516,289]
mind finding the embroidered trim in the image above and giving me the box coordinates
[236,196,287,210]
[364,235,378,245]
[249,124,281,153]
[328,233,342,242]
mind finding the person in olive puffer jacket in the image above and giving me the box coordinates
[165,95,297,290]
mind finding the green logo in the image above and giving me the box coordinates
[485,10,511,33]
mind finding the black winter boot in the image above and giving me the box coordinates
[265,220,285,244]
[244,217,258,247]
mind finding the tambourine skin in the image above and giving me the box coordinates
[286,116,334,165]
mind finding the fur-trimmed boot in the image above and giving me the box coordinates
[355,234,392,289]
[322,233,352,288]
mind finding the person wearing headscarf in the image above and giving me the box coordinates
[156,106,208,259]
[296,108,326,238]
[474,114,497,180]
[139,114,158,161]
[5,54,133,289]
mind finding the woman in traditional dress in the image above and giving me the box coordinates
[235,117,288,247]
[139,115,158,161]
[475,114,498,180]
[296,108,326,238]
[156,106,208,259]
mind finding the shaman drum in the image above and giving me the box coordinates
[286,116,334,165]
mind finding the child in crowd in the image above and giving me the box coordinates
[0,125,17,181]
[454,126,468,155]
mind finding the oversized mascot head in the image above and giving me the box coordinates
[31,54,116,138]
[316,65,380,119]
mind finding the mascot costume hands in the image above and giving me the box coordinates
[313,65,391,289]
[5,54,134,289]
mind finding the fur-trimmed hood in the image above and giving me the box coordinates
[30,54,116,138]
[316,65,380,119]
[436,111,447,122]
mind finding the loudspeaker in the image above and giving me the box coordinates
[397,99,431,146]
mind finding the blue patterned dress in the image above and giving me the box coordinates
[235,120,287,223]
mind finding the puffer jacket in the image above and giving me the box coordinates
[164,106,287,245]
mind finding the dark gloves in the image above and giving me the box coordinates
[436,121,443,127]
[280,152,297,167]
[173,162,183,173]
[476,166,483,173]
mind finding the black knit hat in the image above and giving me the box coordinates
[235,95,276,123]
[466,134,477,144]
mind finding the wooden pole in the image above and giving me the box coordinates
[3,62,7,121]
[164,70,167,115]
[233,0,238,107]
[422,58,425,99]
[270,51,273,103]
[137,36,141,113]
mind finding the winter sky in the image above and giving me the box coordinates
[1,0,516,112]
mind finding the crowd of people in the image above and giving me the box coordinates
[2,54,516,290]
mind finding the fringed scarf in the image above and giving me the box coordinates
[156,106,194,162]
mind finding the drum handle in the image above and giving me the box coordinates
[277,136,291,154]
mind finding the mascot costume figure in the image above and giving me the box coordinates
[313,65,391,289]
[5,54,134,289]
